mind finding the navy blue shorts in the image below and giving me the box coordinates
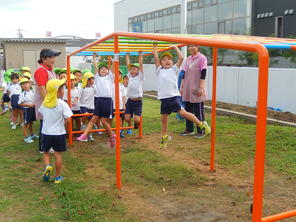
[94,97,113,119]
[41,134,67,152]
[80,106,94,114]
[160,96,183,115]
[1,93,10,103]
[11,94,20,110]
[24,108,36,124]
[125,99,143,116]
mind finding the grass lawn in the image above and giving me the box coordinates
[0,97,296,221]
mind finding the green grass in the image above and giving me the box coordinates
[0,97,296,221]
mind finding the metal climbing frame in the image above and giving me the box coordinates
[67,32,296,222]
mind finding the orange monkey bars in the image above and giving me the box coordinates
[67,32,296,222]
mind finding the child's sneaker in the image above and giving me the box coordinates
[49,148,55,153]
[24,136,34,143]
[76,134,88,142]
[11,124,16,130]
[97,131,103,135]
[20,122,24,127]
[199,121,211,135]
[126,129,132,135]
[120,130,125,138]
[42,165,53,182]
[30,134,39,139]
[88,134,94,141]
[160,135,171,149]
[10,121,13,126]
[109,134,116,148]
[54,176,64,184]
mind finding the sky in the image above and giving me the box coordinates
[0,0,119,39]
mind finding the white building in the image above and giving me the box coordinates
[114,0,252,35]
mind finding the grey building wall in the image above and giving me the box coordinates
[3,42,66,73]
[253,0,296,37]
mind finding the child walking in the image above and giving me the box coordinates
[152,45,211,148]
[77,54,115,147]
[18,78,37,143]
[124,52,144,131]
[7,73,22,129]
[39,79,73,184]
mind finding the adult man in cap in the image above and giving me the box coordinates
[33,49,61,152]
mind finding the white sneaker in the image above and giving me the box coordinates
[88,134,94,141]
[49,148,55,153]
[81,124,86,130]
[11,124,16,130]
[24,137,34,143]
[10,122,13,125]
[20,122,24,127]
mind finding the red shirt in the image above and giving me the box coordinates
[34,64,53,86]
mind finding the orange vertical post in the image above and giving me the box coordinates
[108,56,111,69]
[252,45,269,222]
[67,56,73,145]
[114,35,122,190]
[139,116,143,138]
[210,48,217,171]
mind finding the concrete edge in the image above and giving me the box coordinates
[143,93,296,128]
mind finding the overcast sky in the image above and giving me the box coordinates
[0,0,118,39]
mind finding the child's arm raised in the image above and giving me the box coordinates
[152,44,161,68]
[172,45,184,68]
[125,53,131,71]
[92,53,98,74]
[138,51,144,73]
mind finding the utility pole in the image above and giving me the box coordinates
[180,0,187,58]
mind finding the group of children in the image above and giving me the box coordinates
[1,45,211,183]
[1,67,39,143]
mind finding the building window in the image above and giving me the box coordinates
[204,5,218,22]
[218,1,233,20]
[192,8,204,25]
[275,16,284,38]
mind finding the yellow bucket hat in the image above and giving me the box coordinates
[20,66,31,72]
[69,74,76,80]
[160,51,173,60]
[43,78,66,108]
[20,78,30,84]
[23,72,31,79]
[82,72,94,88]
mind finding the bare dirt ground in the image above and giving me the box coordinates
[71,134,296,222]
[145,91,296,123]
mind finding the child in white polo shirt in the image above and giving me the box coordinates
[18,78,37,143]
[7,73,22,129]
[39,78,73,184]
[124,52,144,131]
[152,44,211,148]
[77,54,115,148]
[79,72,96,141]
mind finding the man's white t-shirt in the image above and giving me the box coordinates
[127,71,144,98]
[39,99,73,135]
[63,87,80,111]
[18,90,34,107]
[79,86,96,109]
[94,72,114,98]
[156,65,181,100]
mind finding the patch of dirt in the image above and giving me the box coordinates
[68,133,296,222]
[144,91,296,123]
